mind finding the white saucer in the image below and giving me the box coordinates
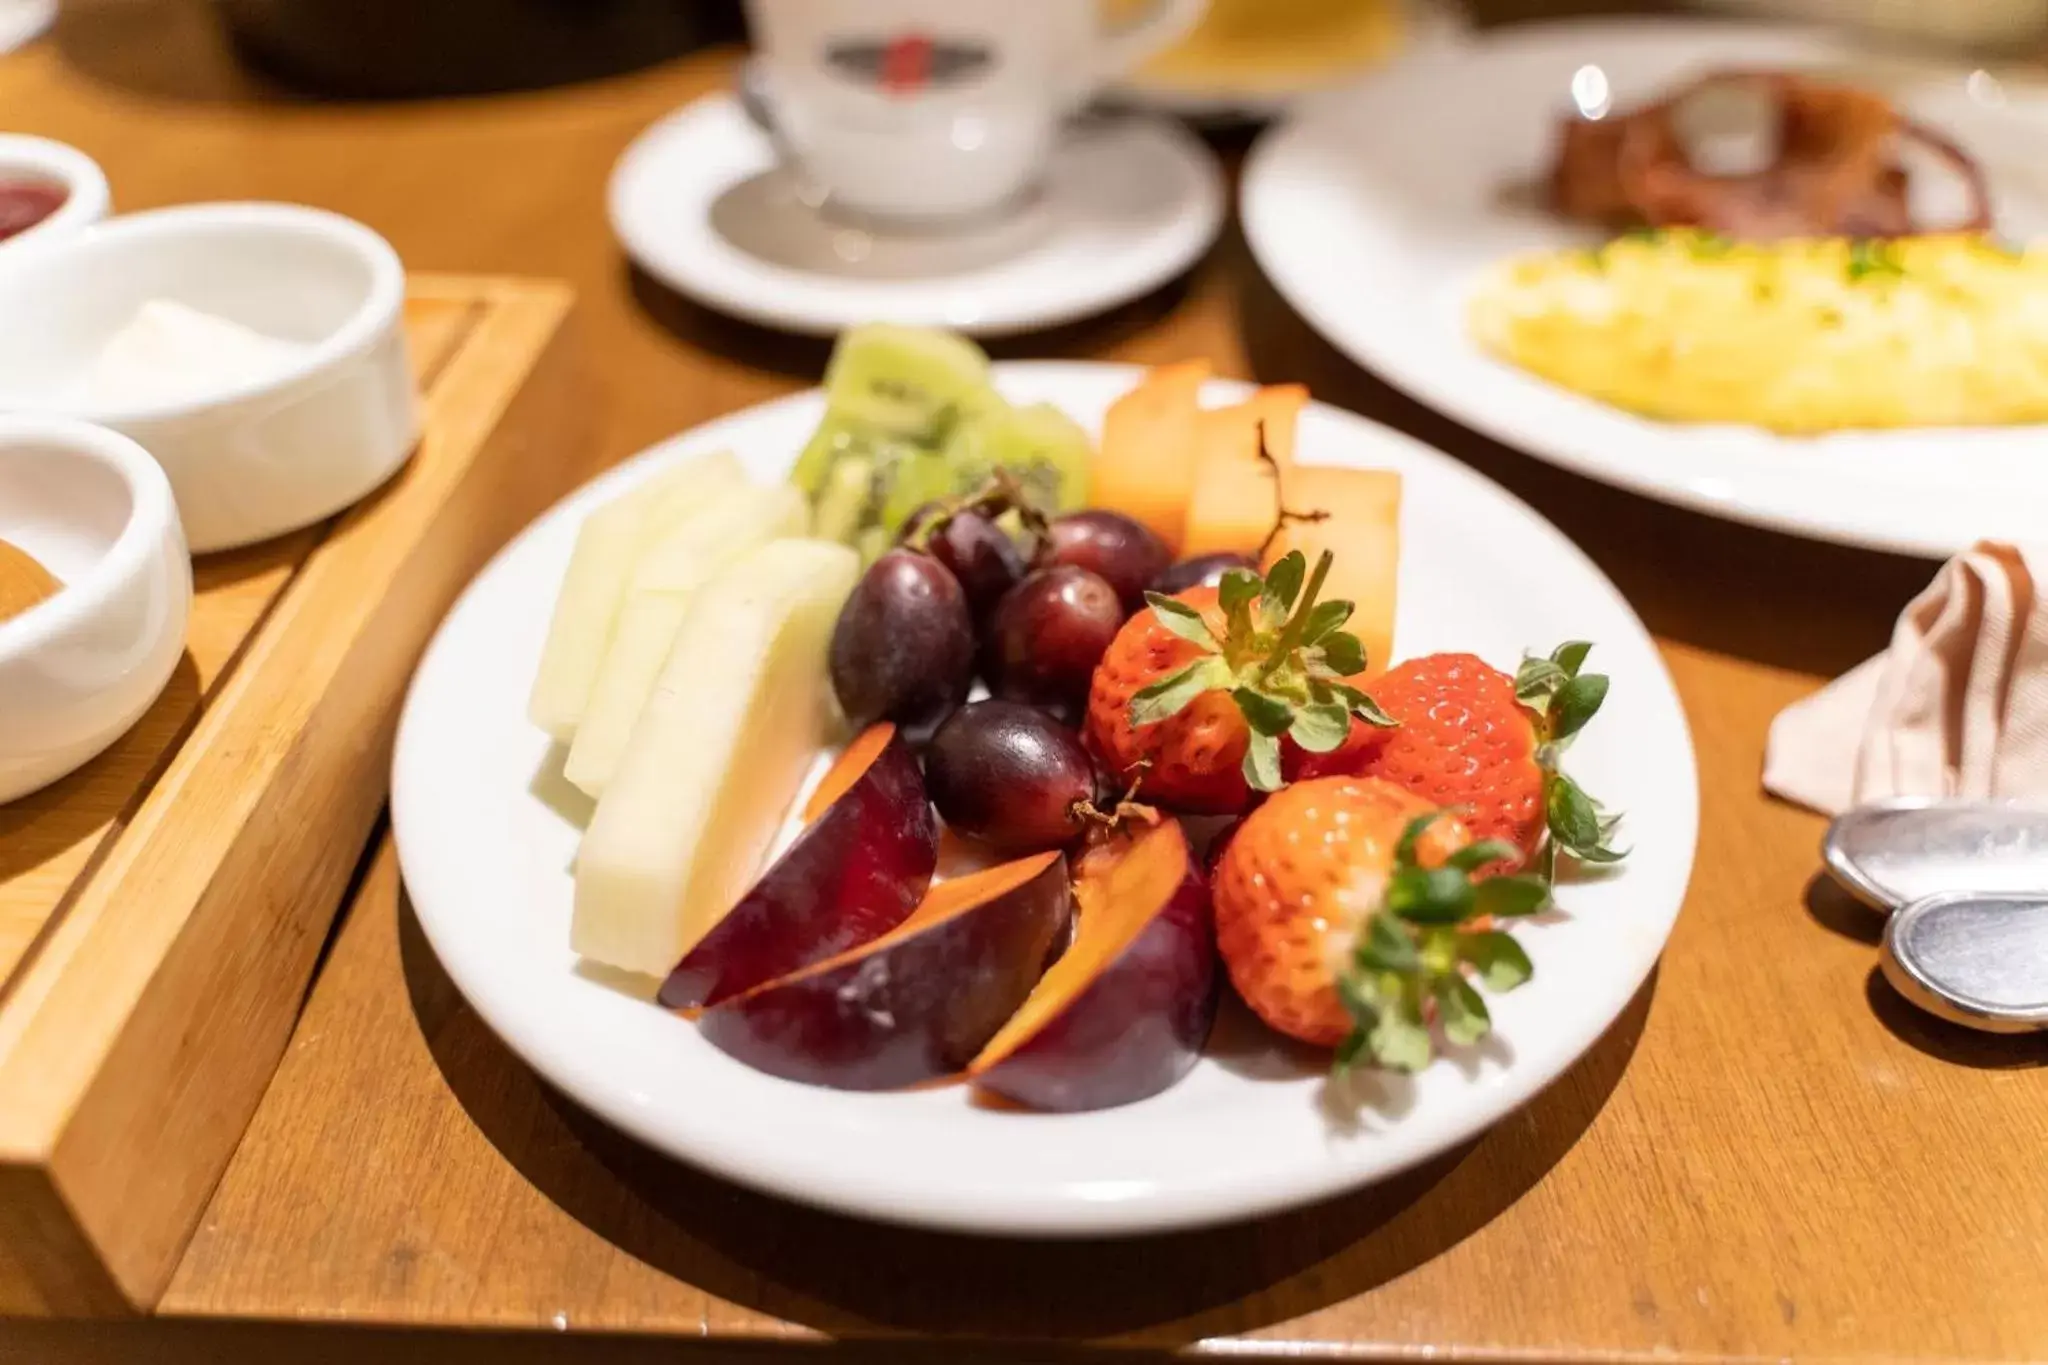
[608,94,1226,338]
[0,0,54,55]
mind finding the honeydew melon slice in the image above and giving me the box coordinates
[571,538,860,977]
[565,480,808,797]
[527,451,744,741]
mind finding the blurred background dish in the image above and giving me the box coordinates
[208,0,742,98]
[0,415,190,805]
[740,0,1206,224]
[0,203,417,552]
[609,95,1225,337]
[0,135,109,256]
[1107,0,1466,121]
[1697,0,2048,51]
[1241,17,2048,557]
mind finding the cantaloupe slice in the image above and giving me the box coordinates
[1090,360,1211,550]
[1179,384,1307,558]
[1262,465,1402,681]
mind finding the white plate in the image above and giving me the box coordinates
[392,361,1698,1237]
[1242,19,2048,558]
[609,95,1225,338]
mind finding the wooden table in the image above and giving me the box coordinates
[5,5,2047,1362]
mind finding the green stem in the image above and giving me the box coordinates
[1257,550,1335,685]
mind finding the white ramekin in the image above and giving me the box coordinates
[0,416,192,804]
[0,133,110,255]
[0,201,419,553]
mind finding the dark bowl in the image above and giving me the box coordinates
[211,0,743,99]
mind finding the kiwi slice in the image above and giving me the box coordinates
[875,447,959,536]
[810,454,873,548]
[823,324,998,443]
[943,401,1092,514]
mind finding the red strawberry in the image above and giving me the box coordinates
[1084,551,1392,815]
[1212,776,1547,1068]
[1288,643,1623,878]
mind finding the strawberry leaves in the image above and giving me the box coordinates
[1516,641,1626,876]
[1337,812,1548,1074]
[1131,550,1391,793]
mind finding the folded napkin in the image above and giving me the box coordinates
[1764,542,2048,816]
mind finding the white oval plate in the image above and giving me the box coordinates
[392,362,1698,1237]
[1242,19,2048,558]
[609,95,1224,339]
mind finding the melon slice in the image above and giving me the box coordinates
[565,481,809,796]
[1090,360,1211,550]
[527,451,745,740]
[1261,465,1402,680]
[1179,384,1308,558]
[571,538,860,977]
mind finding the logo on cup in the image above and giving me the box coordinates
[823,33,994,96]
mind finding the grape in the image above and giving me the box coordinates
[983,566,1123,724]
[1041,511,1171,615]
[828,549,975,741]
[901,504,1024,619]
[1150,552,1259,596]
[925,701,1102,853]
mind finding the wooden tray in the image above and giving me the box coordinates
[0,276,584,1317]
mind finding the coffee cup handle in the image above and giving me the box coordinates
[1094,0,1208,82]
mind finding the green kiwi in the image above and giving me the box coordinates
[822,324,998,442]
[942,401,1092,514]
[810,454,873,547]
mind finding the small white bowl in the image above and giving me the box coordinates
[0,134,110,255]
[0,202,419,553]
[0,416,192,804]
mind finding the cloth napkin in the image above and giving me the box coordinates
[1763,542,2048,816]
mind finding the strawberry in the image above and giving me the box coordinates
[1212,776,1548,1069]
[1288,642,1623,879]
[1085,551,1392,815]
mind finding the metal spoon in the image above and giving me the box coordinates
[1822,798,2048,1034]
[1883,892,2048,1034]
[1822,797,2048,910]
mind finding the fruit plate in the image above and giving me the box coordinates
[391,361,1698,1237]
[1240,19,2048,559]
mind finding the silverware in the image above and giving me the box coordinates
[1883,891,2048,1033]
[1823,798,2048,1033]
[1822,796,2048,910]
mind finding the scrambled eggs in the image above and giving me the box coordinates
[1468,231,2048,433]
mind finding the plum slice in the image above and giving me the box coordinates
[700,852,1069,1090]
[968,819,1218,1112]
[660,724,938,1012]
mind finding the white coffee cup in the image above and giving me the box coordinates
[743,0,1208,224]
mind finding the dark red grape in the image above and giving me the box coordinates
[907,507,1024,619]
[829,549,974,741]
[924,701,1102,853]
[1041,511,1171,615]
[1150,552,1259,596]
[983,566,1123,724]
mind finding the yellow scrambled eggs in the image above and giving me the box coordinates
[1468,231,2048,433]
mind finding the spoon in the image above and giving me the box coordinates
[1823,799,2048,1033]
[1822,797,2048,910]
[1883,892,2048,1034]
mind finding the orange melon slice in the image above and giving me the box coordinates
[1091,360,1211,550]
